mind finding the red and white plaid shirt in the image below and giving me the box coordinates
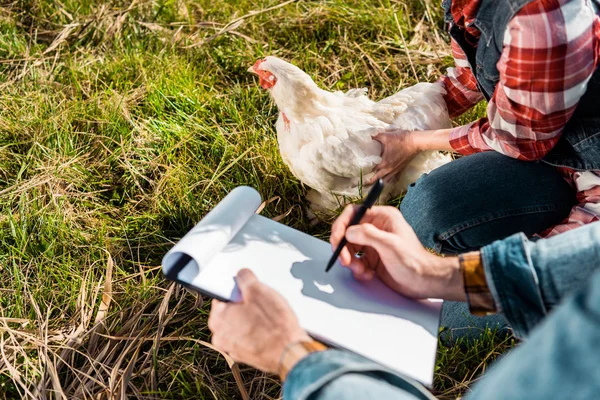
[441,0,600,237]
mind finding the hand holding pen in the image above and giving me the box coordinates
[327,193,465,300]
[325,179,384,273]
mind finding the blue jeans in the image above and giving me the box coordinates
[400,152,576,339]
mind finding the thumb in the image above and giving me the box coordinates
[235,268,259,297]
[345,224,393,255]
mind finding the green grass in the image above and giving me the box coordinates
[0,0,510,398]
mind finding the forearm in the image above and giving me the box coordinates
[409,128,454,153]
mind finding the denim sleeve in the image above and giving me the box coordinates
[285,223,600,399]
[465,269,600,399]
[286,270,600,400]
[481,221,600,338]
[283,350,436,400]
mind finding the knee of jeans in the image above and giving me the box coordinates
[400,178,441,250]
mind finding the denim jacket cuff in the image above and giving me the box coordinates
[284,350,435,400]
[481,232,547,338]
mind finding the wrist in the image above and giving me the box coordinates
[278,337,327,381]
[405,130,423,154]
[420,253,466,301]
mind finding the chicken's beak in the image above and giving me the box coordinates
[247,65,257,74]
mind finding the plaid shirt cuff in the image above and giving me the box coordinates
[449,119,494,156]
[459,251,497,316]
[449,123,479,155]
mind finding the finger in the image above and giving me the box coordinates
[379,127,406,136]
[365,174,377,186]
[350,246,377,280]
[363,206,400,225]
[361,250,377,281]
[211,299,227,314]
[330,205,360,248]
[363,247,380,270]
[208,300,227,333]
[348,258,366,277]
[371,160,388,172]
[339,246,352,266]
[366,168,392,185]
[373,131,393,144]
[348,258,375,281]
[235,268,260,298]
[338,244,357,267]
[382,171,399,184]
[345,224,392,256]
[341,243,363,267]
[346,243,363,257]
[333,205,390,237]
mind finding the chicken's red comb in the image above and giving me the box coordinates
[252,59,266,71]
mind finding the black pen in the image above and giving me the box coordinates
[325,179,385,273]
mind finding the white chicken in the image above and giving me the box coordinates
[248,56,452,217]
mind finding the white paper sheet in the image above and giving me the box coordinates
[162,187,442,386]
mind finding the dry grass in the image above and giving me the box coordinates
[0,0,506,398]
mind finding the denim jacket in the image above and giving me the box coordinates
[285,222,600,400]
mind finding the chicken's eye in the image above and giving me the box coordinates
[258,71,277,89]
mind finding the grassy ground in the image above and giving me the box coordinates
[0,0,510,398]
